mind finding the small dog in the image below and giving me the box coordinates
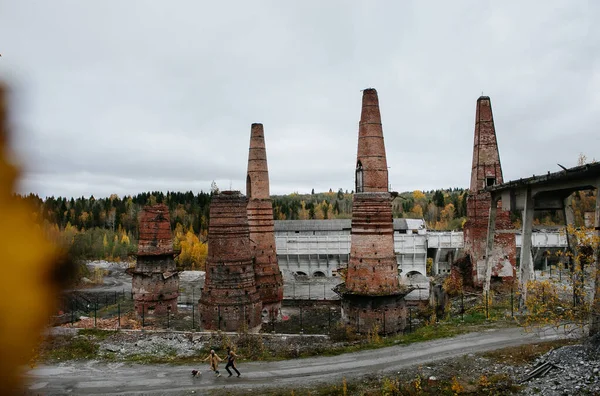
[191,369,200,378]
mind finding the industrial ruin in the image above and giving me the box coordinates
[246,123,284,321]
[336,88,411,334]
[198,191,262,332]
[125,89,585,336]
[463,96,516,285]
[130,204,179,315]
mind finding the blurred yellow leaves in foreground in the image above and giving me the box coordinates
[0,83,65,392]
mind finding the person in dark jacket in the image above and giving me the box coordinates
[225,346,241,377]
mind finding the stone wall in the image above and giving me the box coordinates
[341,294,407,334]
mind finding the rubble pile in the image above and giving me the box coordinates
[101,333,205,358]
[520,344,600,395]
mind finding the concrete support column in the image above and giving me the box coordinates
[590,180,600,335]
[520,188,535,304]
[433,248,441,276]
[483,197,498,293]
[563,195,576,267]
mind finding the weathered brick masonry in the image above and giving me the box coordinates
[355,89,389,193]
[246,123,283,321]
[340,88,409,334]
[131,204,179,315]
[199,191,262,332]
[463,96,516,285]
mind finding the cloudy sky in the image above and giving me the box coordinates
[1,1,598,199]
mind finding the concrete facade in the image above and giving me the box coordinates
[274,222,567,279]
[199,191,262,332]
[463,96,516,285]
[246,123,284,321]
[131,204,179,315]
[274,219,428,279]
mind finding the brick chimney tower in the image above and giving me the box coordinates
[355,89,389,193]
[463,96,516,285]
[246,123,283,322]
[131,204,179,315]
[199,191,262,332]
[337,88,410,335]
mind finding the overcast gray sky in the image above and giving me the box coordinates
[1,1,598,199]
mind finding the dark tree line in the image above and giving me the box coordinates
[21,191,212,240]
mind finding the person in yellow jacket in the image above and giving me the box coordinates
[199,349,222,377]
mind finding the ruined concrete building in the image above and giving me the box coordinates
[131,204,179,315]
[463,96,516,285]
[337,88,410,334]
[246,123,284,321]
[198,191,262,332]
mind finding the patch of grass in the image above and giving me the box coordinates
[45,336,100,361]
[450,310,487,324]
[482,338,579,365]
[79,328,115,340]
[208,371,520,396]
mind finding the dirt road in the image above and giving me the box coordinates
[24,326,574,395]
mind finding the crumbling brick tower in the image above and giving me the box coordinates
[338,88,410,335]
[199,191,262,332]
[131,204,179,315]
[246,123,284,322]
[463,96,516,285]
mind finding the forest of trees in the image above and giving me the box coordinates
[271,188,470,231]
[22,191,211,269]
[19,185,596,269]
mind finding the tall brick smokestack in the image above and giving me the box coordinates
[355,88,389,193]
[199,191,262,332]
[469,96,504,191]
[347,88,398,295]
[131,204,179,315]
[338,88,409,335]
[246,123,270,199]
[246,124,283,322]
[464,96,515,285]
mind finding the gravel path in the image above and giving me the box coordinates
[25,326,575,395]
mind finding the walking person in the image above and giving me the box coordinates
[204,349,222,377]
[224,346,241,377]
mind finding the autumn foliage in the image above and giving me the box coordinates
[521,225,599,330]
[173,224,207,270]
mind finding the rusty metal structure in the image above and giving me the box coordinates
[337,88,411,334]
[131,204,179,315]
[246,123,284,321]
[463,96,516,286]
[199,191,262,332]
